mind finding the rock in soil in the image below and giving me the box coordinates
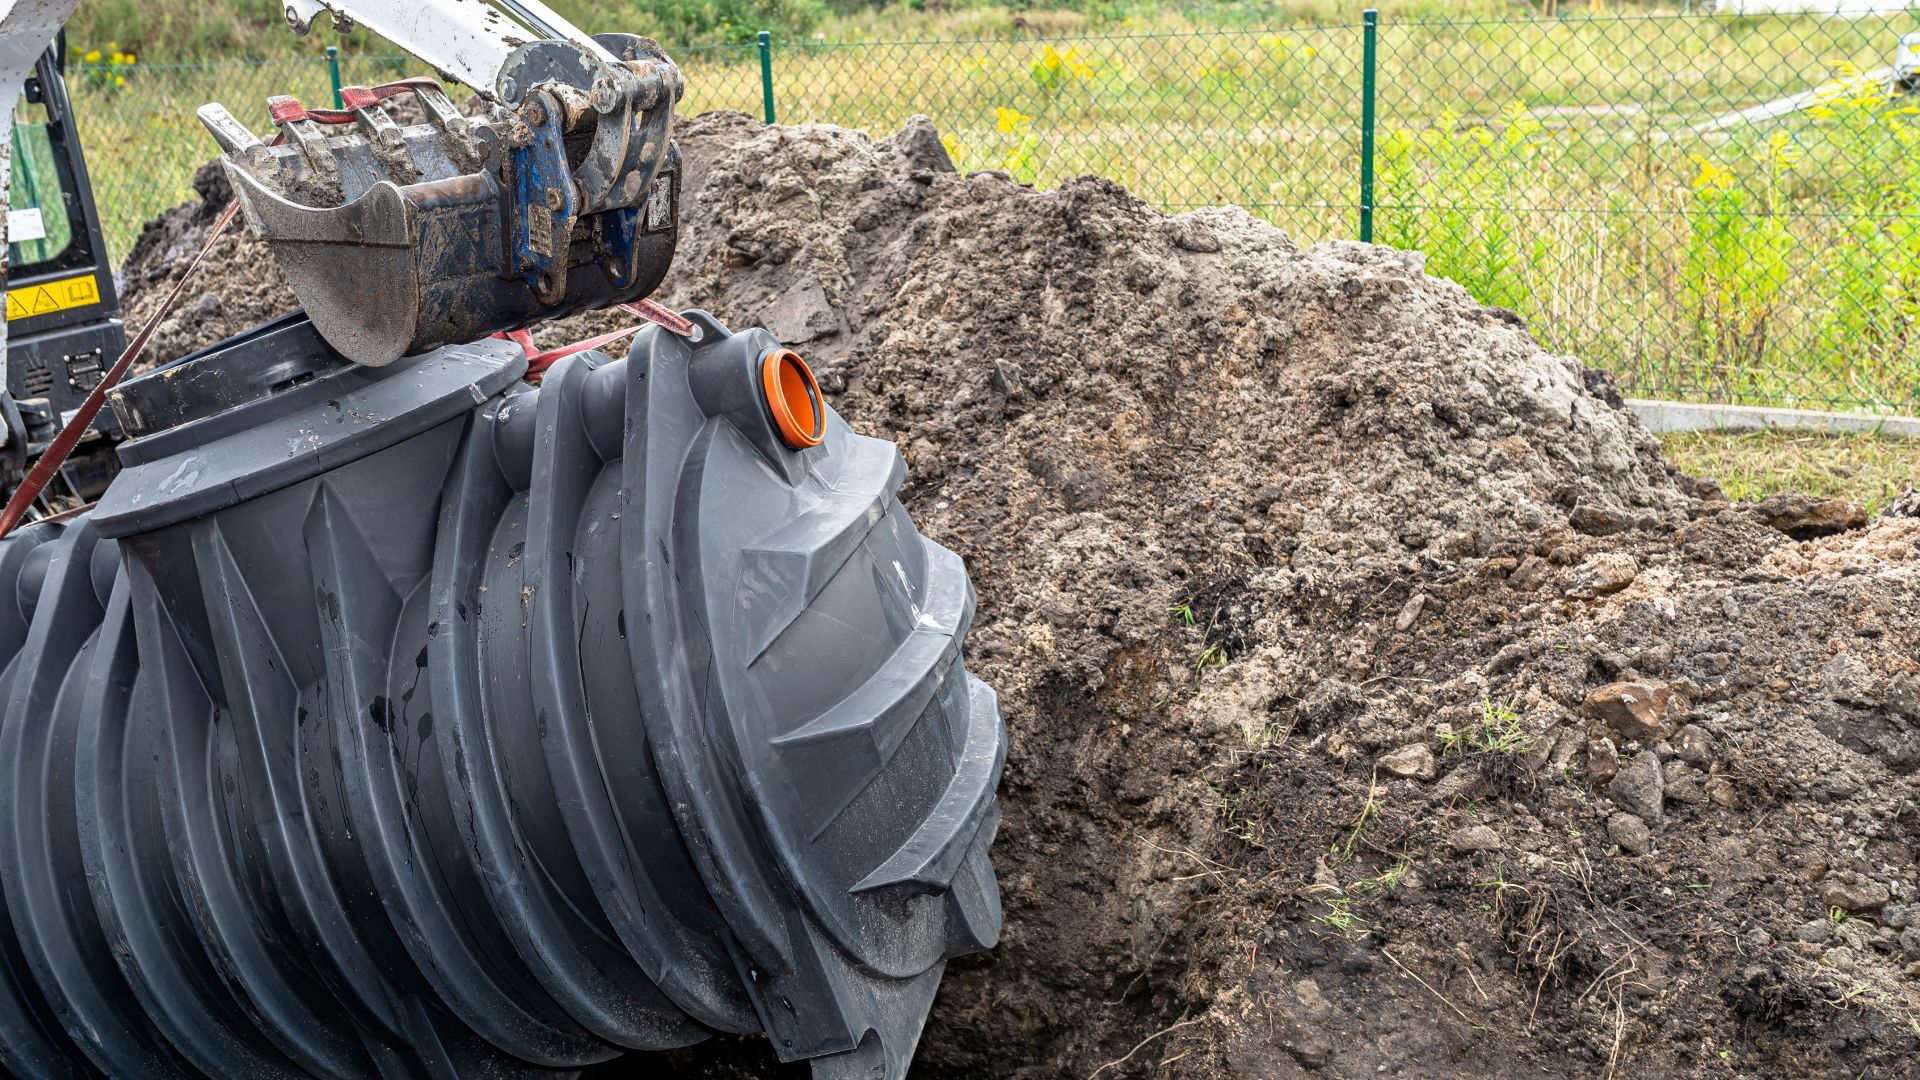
[1587,735,1620,786]
[1819,877,1893,914]
[1377,743,1436,780]
[1747,492,1869,539]
[1447,824,1504,853]
[1671,722,1716,768]
[1583,681,1675,744]
[1607,811,1654,854]
[125,113,1920,1080]
[1608,751,1666,824]
[1564,551,1639,599]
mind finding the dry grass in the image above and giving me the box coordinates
[1659,429,1920,513]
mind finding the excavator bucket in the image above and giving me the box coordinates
[0,310,1005,1077]
[198,31,682,367]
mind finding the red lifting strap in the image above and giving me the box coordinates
[270,77,450,129]
[0,201,243,539]
[267,96,309,124]
[338,85,381,110]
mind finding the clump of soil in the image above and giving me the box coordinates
[117,160,290,371]
[124,113,1920,1079]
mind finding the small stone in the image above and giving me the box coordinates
[1885,904,1913,930]
[1583,682,1676,743]
[1447,824,1503,853]
[1311,853,1343,895]
[1821,653,1877,707]
[1793,919,1834,944]
[1747,493,1868,539]
[1890,675,1920,721]
[1163,216,1223,254]
[1394,593,1427,632]
[1609,751,1665,824]
[1671,723,1716,768]
[1565,552,1638,599]
[1591,650,1631,680]
[1900,928,1920,957]
[1587,736,1619,787]
[1279,1028,1334,1070]
[1705,777,1742,810]
[1484,641,1531,676]
[1820,878,1892,914]
[1548,730,1582,771]
[183,291,223,321]
[1429,764,1483,804]
[1378,743,1436,781]
[1823,946,1858,970]
[1663,762,1706,807]
[1521,725,1562,772]
[1511,554,1553,590]
[1607,812,1653,854]
[1569,504,1632,536]
[1635,642,1674,676]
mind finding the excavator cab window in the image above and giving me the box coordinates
[1,43,126,507]
[10,94,80,271]
[8,64,88,276]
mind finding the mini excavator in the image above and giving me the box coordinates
[0,2,1007,1077]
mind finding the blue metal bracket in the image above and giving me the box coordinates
[600,205,641,289]
[509,93,578,303]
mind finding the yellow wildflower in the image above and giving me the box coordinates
[995,106,1030,135]
[1034,44,1093,81]
[83,48,100,62]
[1689,154,1733,192]
[1766,131,1801,170]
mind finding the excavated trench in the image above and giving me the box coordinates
[120,112,1920,1079]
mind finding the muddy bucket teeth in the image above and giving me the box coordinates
[197,46,680,368]
[0,311,1005,1078]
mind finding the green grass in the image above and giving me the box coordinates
[1659,429,1920,512]
[1438,696,1533,757]
[43,4,1920,413]
[61,1,1533,58]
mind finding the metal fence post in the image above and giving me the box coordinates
[1358,9,1377,244]
[326,46,344,108]
[757,32,776,125]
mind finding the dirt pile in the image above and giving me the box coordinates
[122,114,1920,1079]
[117,160,290,370]
[641,114,1920,1079]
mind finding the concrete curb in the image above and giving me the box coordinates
[1627,399,1920,439]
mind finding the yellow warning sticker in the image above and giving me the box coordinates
[5,273,100,322]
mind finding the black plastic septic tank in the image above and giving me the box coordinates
[0,310,1005,1079]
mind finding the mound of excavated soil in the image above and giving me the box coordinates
[123,114,1920,1079]
[117,160,290,371]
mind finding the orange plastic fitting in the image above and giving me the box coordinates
[761,348,824,449]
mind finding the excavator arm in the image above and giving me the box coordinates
[196,0,684,365]
[0,0,682,370]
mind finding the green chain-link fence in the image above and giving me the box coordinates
[57,10,1920,413]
